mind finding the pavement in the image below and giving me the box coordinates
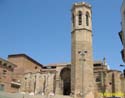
[0,92,72,98]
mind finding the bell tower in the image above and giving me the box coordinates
[71,2,95,98]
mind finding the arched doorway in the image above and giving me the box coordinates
[60,68,71,95]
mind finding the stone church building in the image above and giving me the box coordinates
[0,2,125,98]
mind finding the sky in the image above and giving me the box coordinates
[0,0,124,71]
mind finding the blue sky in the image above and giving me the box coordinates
[0,0,123,71]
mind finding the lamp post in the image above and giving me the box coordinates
[79,50,87,98]
[120,64,125,98]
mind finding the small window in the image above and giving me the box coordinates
[109,82,112,85]
[78,11,82,25]
[11,84,20,89]
[0,84,4,91]
[8,65,12,69]
[96,77,101,82]
[0,61,2,65]
[8,65,13,71]
[3,63,7,67]
[25,77,27,80]
[0,61,2,67]
[3,70,7,72]
[3,70,7,75]
[35,66,37,69]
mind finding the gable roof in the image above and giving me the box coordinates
[8,54,43,68]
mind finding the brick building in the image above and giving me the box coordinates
[0,54,44,93]
[8,54,43,74]
[0,58,18,92]
[0,1,125,98]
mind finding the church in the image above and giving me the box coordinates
[0,2,125,98]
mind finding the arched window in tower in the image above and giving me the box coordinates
[86,12,89,26]
[78,11,82,25]
[72,13,75,27]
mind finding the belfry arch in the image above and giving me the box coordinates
[60,67,71,95]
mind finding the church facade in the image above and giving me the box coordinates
[18,2,97,98]
[0,2,125,98]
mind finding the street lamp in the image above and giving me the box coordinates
[78,50,87,98]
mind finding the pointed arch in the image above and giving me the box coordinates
[60,67,71,95]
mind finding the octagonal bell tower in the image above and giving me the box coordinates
[71,2,95,98]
